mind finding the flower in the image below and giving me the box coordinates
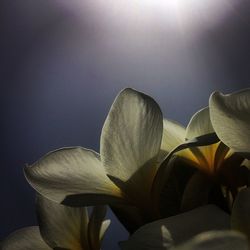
[161,107,220,176]
[24,88,164,230]
[2,195,110,250]
[155,106,249,212]
[23,88,218,232]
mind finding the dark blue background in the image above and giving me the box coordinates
[1,1,250,249]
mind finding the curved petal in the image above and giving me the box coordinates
[25,147,124,206]
[36,194,88,250]
[174,231,248,250]
[120,205,230,250]
[186,107,214,140]
[160,119,199,167]
[231,187,250,240]
[152,133,220,205]
[209,89,250,154]
[161,119,186,154]
[186,107,217,170]
[100,88,163,188]
[2,227,51,250]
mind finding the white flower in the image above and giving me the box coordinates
[23,88,219,231]
[24,88,164,230]
[2,195,110,250]
[157,107,248,211]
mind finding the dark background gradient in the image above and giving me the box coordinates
[1,1,250,249]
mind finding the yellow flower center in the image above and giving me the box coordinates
[178,141,248,200]
[178,142,233,176]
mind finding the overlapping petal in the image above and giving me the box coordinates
[36,194,88,249]
[209,89,250,154]
[185,107,224,174]
[160,119,198,165]
[100,88,163,196]
[186,107,214,140]
[161,119,186,154]
[2,196,110,250]
[160,108,218,173]
[24,147,124,206]
[120,205,230,250]
[1,227,51,250]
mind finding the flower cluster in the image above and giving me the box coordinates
[2,88,250,249]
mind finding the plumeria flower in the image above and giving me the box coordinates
[154,106,249,212]
[2,195,110,250]
[120,204,249,250]
[24,88,215,232]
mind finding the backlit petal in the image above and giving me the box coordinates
[2,227,51,250]
[161,119,186,154]
[186,107,214,140]
[100,88,163,194]
[186,107,217,171]
[36,194,88,250]
[25,147,124,206]
[209,89,250,154]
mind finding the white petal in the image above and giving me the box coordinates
[186,107,214,140]
[100,88,163,190]
[174,230,248,250]
[161,119,186,154]
[2,227,51,250]
[36,194,88,249]
[25,147,123,206]
[185,107,216,170]
[231,187,250,240]
[209,89,250,153]
[160,119,200,165]
[152,133,220,201]
[159,119,200,173]
[121,205,230,250]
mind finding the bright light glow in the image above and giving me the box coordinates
[62,0,236,35]
[55,0,239,92]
